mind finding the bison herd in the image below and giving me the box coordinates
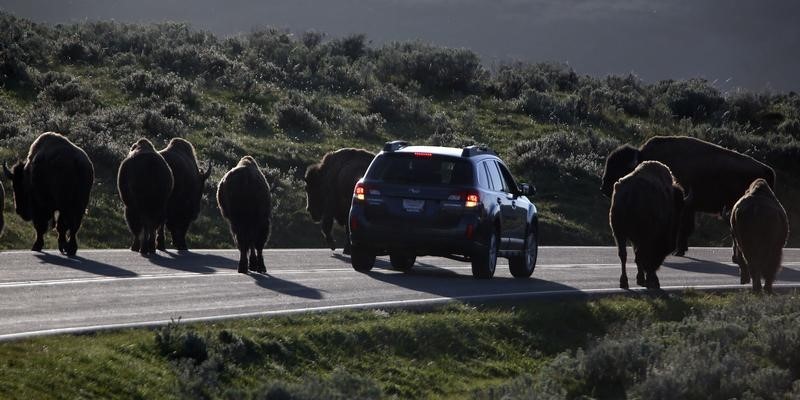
[0,132,791,293]
[602,136,789,293]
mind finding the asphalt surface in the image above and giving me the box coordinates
[1,246,799,340]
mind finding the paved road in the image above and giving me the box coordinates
[1,247,799,340]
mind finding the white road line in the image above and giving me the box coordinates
[3,282,800,341]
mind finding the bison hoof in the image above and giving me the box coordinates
[620,276,629,289]
[31,242,44,252]
[741,275,751,285]
[674,248,687,257]
[66,242,78,257]
[238,260,248,274]
[646,276,661,289]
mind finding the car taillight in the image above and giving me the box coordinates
[414,152,433,158]
[354,183,366,201]
[465,192,480,208]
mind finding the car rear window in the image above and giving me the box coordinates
[367,153,474,185]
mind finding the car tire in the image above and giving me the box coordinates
[390,253,416,272]
[350,247,376,272]
[509,229,537,278]
[471,229,498,279]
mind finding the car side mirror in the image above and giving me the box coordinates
[519,183,535,196]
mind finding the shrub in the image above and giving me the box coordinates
[58,37,102,64]
[376,42,487,93]
[655,78,725,121]
[514,89,587,124]
[512,130,621,178]
[275,101,324,136]
[242,103,272,134]
[155,320,209,362]
[492,62,580,98]
[141,109,187,138]
[366,84,432,126]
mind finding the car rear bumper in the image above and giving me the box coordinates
[349,211,483,256]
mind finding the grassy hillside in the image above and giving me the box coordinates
[2,291,800,399]
[1,12,798,250]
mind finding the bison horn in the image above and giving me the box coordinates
[3,162,12,179]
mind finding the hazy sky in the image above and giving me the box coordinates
[1,0,798,92]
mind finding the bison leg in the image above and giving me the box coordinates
[343,224,352,255]
[124,209,142,252]
[168,221,189,251]
[617,240,629,289]
[156,224,166,252]
[674,209,695,256]
[750,268,763,294]
[65,211,82,256]
[645,270,661,289]
[250,226,268,273]
[31,214,49,252]
[55,212,69,255]
[141,229,156,255]
[322,215,336,251]
[236,245,248,274]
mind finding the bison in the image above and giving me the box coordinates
[610,161,685,289]
[217,156,272,273]
[304,148,375,253]
[158,138,212,251]
[730,178,789,294]
[117,138,174,255]
[601,136,775,256]
[3,132,94,255]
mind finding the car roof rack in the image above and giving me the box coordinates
[461,145,496,157]
[383,140,410,152]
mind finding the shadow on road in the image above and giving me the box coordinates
[664,256,800,282]
[34,253,138,277]
[146,250,235,273]
[361,258,584,300]
[249,273,324,300]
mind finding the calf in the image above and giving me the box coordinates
[217,156,272,273]
[730,178,789,294]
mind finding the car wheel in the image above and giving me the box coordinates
[390,253,416,272]
[471,229,498,279]
[350,246,376,272]
[509,229,537,278]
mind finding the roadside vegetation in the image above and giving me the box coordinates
[0,12,798,250]
[1,291,800,399]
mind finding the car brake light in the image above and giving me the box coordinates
[354,183,366,201]
[414,152,433,158]
[465,192,480,208]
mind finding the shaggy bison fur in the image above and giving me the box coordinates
[610,161,685,289]
[304,148,375,253]
[602,136,774,256]
[217,156,272,273]
[117,139,174,255]
[730,178,789,294]
[158,138,212,251]
[3,132,94,255]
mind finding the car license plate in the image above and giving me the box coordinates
[403,199,425,212]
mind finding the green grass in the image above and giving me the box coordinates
[1,290,791,399]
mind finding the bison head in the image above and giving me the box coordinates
[601,144,640,197]
[3,161,33,221]
[304,164,324,222]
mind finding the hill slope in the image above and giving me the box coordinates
[1,12,798,250]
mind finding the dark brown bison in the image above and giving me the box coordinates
[610,161,685,289]
[157,138,212,251]
[601,136,775,256]
[304,148,375,253]
[730,178,789,294]
[3,132,94,255]
[217,156,272,273]
[117,138,174,255]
